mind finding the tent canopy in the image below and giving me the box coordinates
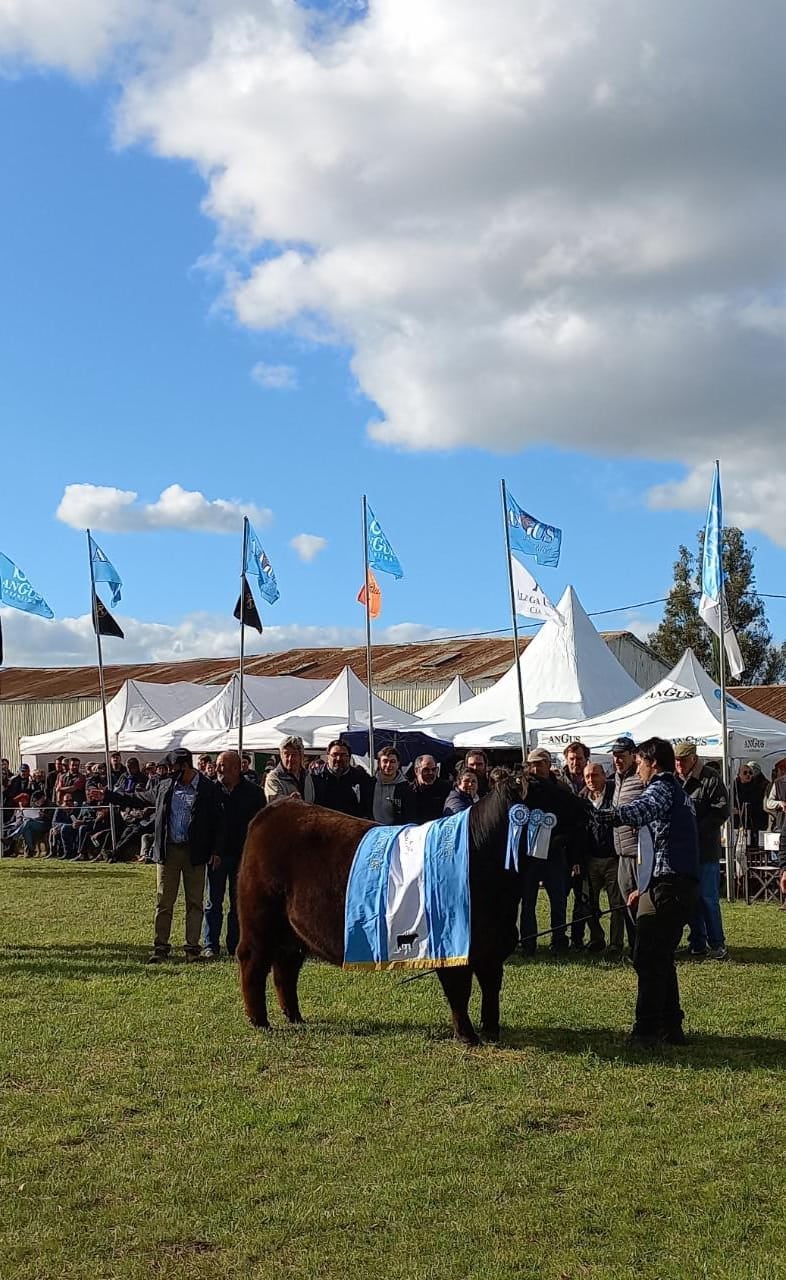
[534,649,786,761]
[19,679,222,760]
[127,674,329,754]
[422,587,641,747]
[415,676,474,720]
[235,666,421,751]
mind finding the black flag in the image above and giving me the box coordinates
[92,590,124,639]
[234,574,263,633]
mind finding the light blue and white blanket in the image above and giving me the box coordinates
[343,809,471,970]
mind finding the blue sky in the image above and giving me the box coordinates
[1,2,785,667]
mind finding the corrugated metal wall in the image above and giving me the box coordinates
[373,681,493,713]
[603,637,669,692]
[0,699,100,761]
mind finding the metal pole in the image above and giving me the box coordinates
[500,480,528,757]
[715,461,734,903]
[362,495,375,766]
[237,516,248,758]
[87,529,116,857]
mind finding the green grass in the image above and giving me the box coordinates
[1,862,785,1280]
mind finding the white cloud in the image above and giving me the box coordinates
[0,606,450,666]
[55,483,272,534]
[250,361,298,390]
[290,533,326,562]
[648,454,786,549]
[6,2,786,541]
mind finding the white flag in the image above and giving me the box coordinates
[511,555,563,627]
[698,463,744,678]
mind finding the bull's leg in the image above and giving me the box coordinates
[436,966,478,1045]
[474,958,504,1042]
[272,942,306,1024]
[237,937,272,1028]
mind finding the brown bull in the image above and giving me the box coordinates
[236,779,525,1044]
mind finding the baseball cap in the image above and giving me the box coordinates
[674,741,698,759]
[526,747,552,764]
[610,737,636,754]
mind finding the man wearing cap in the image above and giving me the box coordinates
[674,742,730,959]
[611,737,642,949]
[202,750,265,960]
[147,747,224,964]
[520,748,589,955]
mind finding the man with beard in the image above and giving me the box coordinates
[409,754,451,823]
[519,748,589,956]
[202,750,265,960]
[305,740,373,818]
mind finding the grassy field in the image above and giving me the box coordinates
[1,861,785,1280]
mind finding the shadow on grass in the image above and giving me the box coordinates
[0,942,159,977]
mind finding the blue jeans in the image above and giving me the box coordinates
[202,859,240,955]
[519,852,567,952]
[688,861,725,951]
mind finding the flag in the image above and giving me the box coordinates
[0,552,54,618]
[357,569,382,619]
[245,521,279,605]
[92,590,124,639]
[89,535,122,606]
[699,461,744,678]
[511,555,563,627]
[506,489,562,567]
[366,504,403,579]
[234,574,263,633]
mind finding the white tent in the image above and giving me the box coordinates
[127,673,328,754]
[19,679,222,762]
[233,665,421,751]
[415,676,474,720]
[421,587,642,747]
[533,649,786,761]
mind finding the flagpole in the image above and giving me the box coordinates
[86,529,116,857]
[500,480,528,758]
[715,462,734,902]
[361,495,375,765]
[237,516,248,758]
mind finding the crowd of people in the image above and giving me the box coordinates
[3,733,785,1044]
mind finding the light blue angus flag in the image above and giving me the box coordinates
[506,487,562,568]
[366,504,403,579]
[246,521,280,605]
[0,553,54,618]
[89,535,122,606]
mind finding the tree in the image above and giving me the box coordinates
[648,528,786,685]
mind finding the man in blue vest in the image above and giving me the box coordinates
[597,737,700,1046]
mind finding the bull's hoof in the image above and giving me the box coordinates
[481,1026,501,1043]
[455,1029,480,1047]
[283,1013,304,1025]
[248,1018,271,1031]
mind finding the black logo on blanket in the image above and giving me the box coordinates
[396,931,419,951]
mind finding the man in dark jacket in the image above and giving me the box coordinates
[600,737,700,1046]
[305,740,373,817]
[202,750,265,959]
[409,754,451,823]
[611,737,642,949]
[147,747,224,964]
[372,746,416,825]
[582,762,624,953]
[674,742,730,959]
[519,748,590,955]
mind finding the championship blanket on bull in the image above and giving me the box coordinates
[343,808,471,970]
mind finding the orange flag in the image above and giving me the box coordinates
[357,569,382,619]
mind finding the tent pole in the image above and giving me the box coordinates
[87,529,117,857]
[500,480,527,758]
[237,516,248,759]
[362,495,375,766]
[717,529,734,903]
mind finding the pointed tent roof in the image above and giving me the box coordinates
[533,649,786,760]
[415,676,474,721]
[238,665,421,750]
[19,679,223,758]
[423,587,641,746]
[126,674,328,753]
